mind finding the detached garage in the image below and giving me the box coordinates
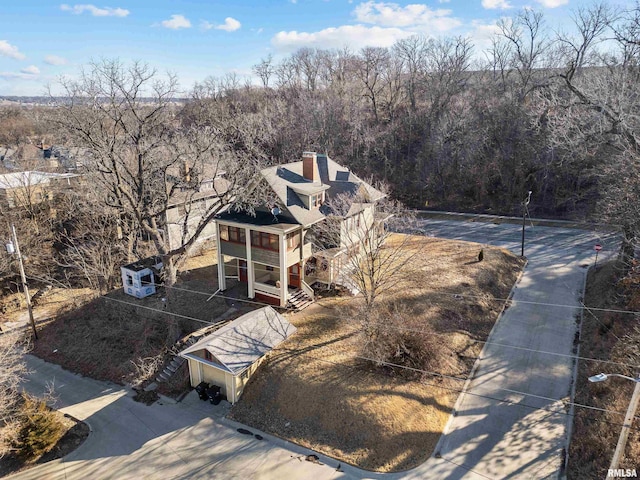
[179,306,296,404]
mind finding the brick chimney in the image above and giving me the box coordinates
[302,151,318,182]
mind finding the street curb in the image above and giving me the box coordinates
[416,210,618,231]
[218,416,386,478]
[432,257,529,459]
[560,261,590,480]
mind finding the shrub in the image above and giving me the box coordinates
[358,303,461,378]
[15,394,65,461]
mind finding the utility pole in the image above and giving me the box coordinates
[521,191,532,257]
[9,225,38,340]
[609,377,640,472]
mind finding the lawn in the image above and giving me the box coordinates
[229,234,525,472]
[29,252,238,388]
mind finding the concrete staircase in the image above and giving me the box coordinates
[287,288,314,311]
[155,336,197,383]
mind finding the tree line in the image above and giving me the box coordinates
[1,2,639,292]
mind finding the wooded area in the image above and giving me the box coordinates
[1,3,639,290]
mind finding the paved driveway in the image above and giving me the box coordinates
[10,356,360,480]
[399,218,619,479]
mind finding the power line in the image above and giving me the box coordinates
[356,355,639,419]
[103,296,217,325]
[274,347,640,432]
[361,320,639,370]
[129,279,638,370]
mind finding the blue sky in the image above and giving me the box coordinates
[0,0,629,96]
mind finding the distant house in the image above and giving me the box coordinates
[214,152,385,309]
[179,306,297,404]
[0,171,79,211]
[164,166,229,252]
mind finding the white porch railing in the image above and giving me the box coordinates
[254,281,280,297]
[300,279,315,301]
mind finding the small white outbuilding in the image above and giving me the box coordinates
[121,257,163,299]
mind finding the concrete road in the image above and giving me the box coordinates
[399,218,619,479]
[10,356,361,480]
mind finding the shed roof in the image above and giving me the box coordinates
[180,306,296,375]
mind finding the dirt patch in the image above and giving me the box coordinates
[0,412,89,477]
[567,260,640,479]
[229,235,525,472]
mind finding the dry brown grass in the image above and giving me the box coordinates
[568,260,640,479]
[229,234,525,472]
[30,253,232,386]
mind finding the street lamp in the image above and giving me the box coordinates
[589,372,640,473]
[521,191,532,257]
[4,225,38,340]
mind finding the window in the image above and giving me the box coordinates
[310,192,323,208]
[251,231,279,251]
[204,350,214,362]
[286,231,300,250]
[140,273,152,286]
[126,274,133,286]
[220,225,245,244]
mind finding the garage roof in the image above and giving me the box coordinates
[179,306,296,375]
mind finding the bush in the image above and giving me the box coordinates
[358,303,462,378]
[15,395,65,461]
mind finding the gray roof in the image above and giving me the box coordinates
[259,154,385,227]
[0,171,78,189]
[180,306,296,375]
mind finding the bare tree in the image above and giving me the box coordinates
[253,54,275,88]
[0,332,28,458]
[50,60,263,285]
[310,184,418,310]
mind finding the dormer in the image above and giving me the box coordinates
[289,183,329,210]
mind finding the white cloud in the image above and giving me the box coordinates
[20,65,40,75]
[160,14,192,30]
[0,40,26,60]
[0,71,39,80]
[353,1,461,31]
[44,55,68,65]
[481,0,512,9]
[535,0,568,7]
[467,20,503,53]
[60,4,129,17]
[272,25,413,52]
[220,17,241,31]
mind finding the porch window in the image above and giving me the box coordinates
[251,231,279,251]
[286,231,300,250]
[220,225,246,244]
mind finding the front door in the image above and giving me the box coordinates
[238,260,247,282]
[288,263,301,288]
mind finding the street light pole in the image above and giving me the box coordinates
[10,224,38,340]
[521,191,532,257]
[589,372,640,473]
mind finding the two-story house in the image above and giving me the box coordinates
[214,152,385,309]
